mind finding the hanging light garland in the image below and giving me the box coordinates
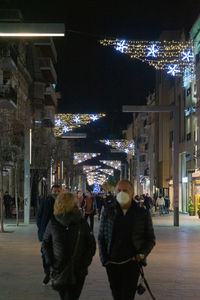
[99,168,114,176]
[54,113,106,137]
[100,139,135,155]
[87,172,109,186]
[100,39,195,79]
[73,153,101,165]
[83,165,101,173]
[100,160,121,170]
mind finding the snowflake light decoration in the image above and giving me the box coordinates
[54,113,106,137]
[147,44,159,57]
[182,50,193,62]
[63,126,69,133]
[116,40,128,53]
[167,65,180,76]
[100,38,195,79]
[100,139,135,155]
[73,153,101,165]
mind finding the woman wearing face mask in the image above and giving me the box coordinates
[98,180,155,300]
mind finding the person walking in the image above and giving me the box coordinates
[164,195,170,214]
[76,190,84,214]
[98,180,155,300]
[3,191,12,218]
[43,192,96,300]
[83,191,96,231]
[157,195,165,215]
[37,184,61,285]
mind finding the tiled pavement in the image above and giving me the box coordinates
[1,214,200,300]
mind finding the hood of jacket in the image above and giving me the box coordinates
[55,208,82,227]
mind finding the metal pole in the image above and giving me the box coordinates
[173,107,179,226]
[24,129,30,225]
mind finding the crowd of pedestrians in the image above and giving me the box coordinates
[36,181,156,300]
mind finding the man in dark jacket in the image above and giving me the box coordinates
[98,180,155,300]
[37,184,61,285]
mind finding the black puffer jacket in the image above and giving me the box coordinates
[98,200,155,265]
[43,208,96,278]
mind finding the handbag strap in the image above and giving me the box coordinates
[71,227,81,259]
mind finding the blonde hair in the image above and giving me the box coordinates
[54,192,76,215]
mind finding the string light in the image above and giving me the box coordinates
[100,139,135,155]
[73,153,101,165]
[100,160,121,170]
[99,169,114,176]
[54,113,106,136]
[83,165,101,173]
[100,39,195,78]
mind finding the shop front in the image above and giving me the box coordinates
[192,171,200,215]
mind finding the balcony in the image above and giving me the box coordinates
[0,47,18,71]
[0,84,17,109]
[44,85,57,106]
[34,38,57,64]
[39,57,57,84]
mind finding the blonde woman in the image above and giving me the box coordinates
[43,192,96,300]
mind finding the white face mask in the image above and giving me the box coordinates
[116,191,130,206]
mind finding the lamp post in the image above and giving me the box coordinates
[123,105,179,227]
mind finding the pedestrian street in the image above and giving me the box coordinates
[0,214,200,300]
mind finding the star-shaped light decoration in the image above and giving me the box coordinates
[147,44,159,57]
[182,50,194,62]
[116,40,128,53]
[100,139,135,155]
[167,65,180,76]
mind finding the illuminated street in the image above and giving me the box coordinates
[0,214,200,300]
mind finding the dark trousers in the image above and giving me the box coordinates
[41,245,50,275]
[58,276,85,300]
[5,205,10,218]
[84,213,94,231]
[106,262,140,300]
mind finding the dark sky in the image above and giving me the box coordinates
[3,0,200,131]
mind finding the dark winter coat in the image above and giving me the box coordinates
[42,208,96,279]
[98,199,155,265]
[36,194,56,242]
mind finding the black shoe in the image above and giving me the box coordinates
[43,274,50,285]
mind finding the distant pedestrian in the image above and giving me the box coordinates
[144,193,153,211]
[164,196,170,214]
[3,191,12,218]
[98,180,155,300]
[83,191,97,231]
[43,192,96,300]
[76,190,84,214]
[37,184,61,285]
[157,195,165,215]
[96,194,104,220]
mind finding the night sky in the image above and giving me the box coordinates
[2,0,200,133]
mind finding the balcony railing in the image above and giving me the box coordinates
[0,47,18,71]
[34,38,57,63]
[39,57,57,84]
[0,84,17,108]
[44,85,57,106]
